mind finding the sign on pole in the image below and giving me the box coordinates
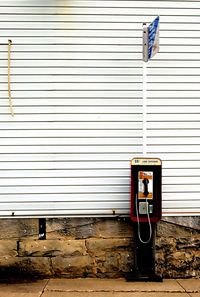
[143,16,160,62]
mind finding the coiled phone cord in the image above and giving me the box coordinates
[135,193,152,244]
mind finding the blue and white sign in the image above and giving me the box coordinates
[148,16,160,60]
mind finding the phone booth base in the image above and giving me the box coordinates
[126,223,162,282]
[127,158,163,282]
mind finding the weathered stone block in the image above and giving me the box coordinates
[94,254,118,273]
[0,256,52,278]
[193,250,200,276]
[0,219,38,240]
[155,251,165,264]
[0,240,18,257]
[167,251,194,270]
[162,216,200,230]
[46,218,133,239]
[20,257,52,276]
[157,220,199,238]
[103,254,119,272]
[177,237,200,250]
[52,255,93,276]
[156,237,176,253]
[0,256,18,267]
[119,252,134,272]
[19,239,86,257]
[93,218,133,239]
[193,250,200,266]
[94,253,123,278]
[86,238,132,256]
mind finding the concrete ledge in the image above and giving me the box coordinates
[46,279,185,292]
[0,278,199,296]
[0,279,48,293]
[42,293,191,297]
[0,292,41,297]
[177,279,200,293]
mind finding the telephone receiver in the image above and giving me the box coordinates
[142,178,149,197]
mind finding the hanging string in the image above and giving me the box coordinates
[8,39,14,116]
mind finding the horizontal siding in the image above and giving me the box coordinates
[0,0,199,217]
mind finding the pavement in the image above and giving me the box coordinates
[0,278,199,297]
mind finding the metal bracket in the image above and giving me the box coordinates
[39,218,46,240]
[143,23,148,62]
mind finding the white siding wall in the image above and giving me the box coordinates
[0,0,199,217]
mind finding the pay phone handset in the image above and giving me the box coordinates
[138,171,153,215]
[136,171,153,244]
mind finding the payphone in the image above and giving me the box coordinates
[127,158,162,282]
[131,158,162,223]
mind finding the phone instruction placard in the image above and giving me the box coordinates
[138,171,153,199]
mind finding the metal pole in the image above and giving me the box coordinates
[142,23,148,157]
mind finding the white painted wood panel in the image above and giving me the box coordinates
[0,0,199,217]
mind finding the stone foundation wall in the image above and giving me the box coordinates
[0,217,199,279]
